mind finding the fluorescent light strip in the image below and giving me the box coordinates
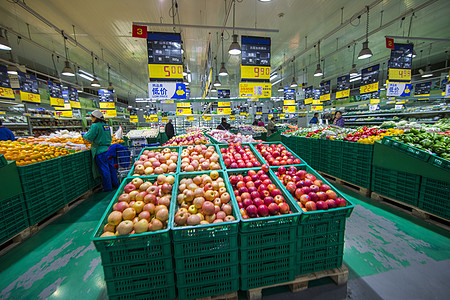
[78,73,94,81]
[349,76,361,82]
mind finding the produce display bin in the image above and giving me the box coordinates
[382,137,432,162]
[371,166,421,207]
[226,168,300,290]
[270,165,354,276]
[217,143,266,170]
[170,170,239,300]
[341,141,373,189]
[428,155,450,173]
[0,193,29,245]
[249,142,304,167]
[204,133,222,145]
[179,144,226,172]
[127,146,181,177]
[418,177,450,220]
[91,175,176,300]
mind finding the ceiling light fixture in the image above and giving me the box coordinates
[290,58,297,87]
[60,32,75,76]
[349,43,358,76]
[421,64,433,78]
[278,85,283,92]
[78,69,94,81]
[406,13,417,58]
[7,65,18,75]
[314,42,323,77]
[213,56,221,86]
[228,1,241,55]
[219,33,228,76]
[107,65,114,91]
[90,52,100,87]
[258,0,272,2]
[0,29,11,51]
[358,6,373,60]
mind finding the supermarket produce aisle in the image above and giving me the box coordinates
[1,186,450,300]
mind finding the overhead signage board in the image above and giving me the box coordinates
[218,89,230,99]
[149,82,186,100]
[313,89,321,100]
[387,82,411,97]
[304,86,313,104]
[0,65,15,100]
[239,82,271,98]
[414,82,432,97]
[283,87,295,100]
[218,101,230,107]
[217,107,231,115]
[360,64,379,94]
[98,89,115,109]
[336,75,350,99]
[68,87,80,108]
[283,106,295,113]
[388,43,413,82]
[48,81,64,107]
[241,36,271,81]
[100,109,117,118]
[17,72,41,103]
[319,80,331,101]
[147,32,183,80]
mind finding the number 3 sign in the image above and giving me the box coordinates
[132,25,147,39]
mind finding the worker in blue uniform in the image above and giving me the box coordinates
[83,110,118,191]
[0,120,15,141]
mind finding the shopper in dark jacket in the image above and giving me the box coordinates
[0,120,15,141]
[217,118,231,131]
[332,111,345,127]
[165,119,175,139]
[252,119,258,126]
[309,113,319,124]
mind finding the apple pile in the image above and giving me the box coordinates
[274,166,347,212]
[132,148,178,176]
[174,171,235,226]
[254,143,302,166]
[163,131,209,147]
[180,145,222,172]
[100,174,175,237]
[229,169,292,219]
[220,143,261,169]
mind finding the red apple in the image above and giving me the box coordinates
[271,189,282,197]
[326,190,337,200]
[268,203,280,215]
[246,205,258,218]
[279,202,290,214]
[264,196,274,206]
[305,201,317,211]
[299,194,310,206]
[335,198,347,207]
[320,184,332,192]
[316,191,328,201]
[325,199,337,209]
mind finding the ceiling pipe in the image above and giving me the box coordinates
[385,35,450,42]
[133,22,279,33]
[12,0,147,94]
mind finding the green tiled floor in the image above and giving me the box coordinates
[1,185,450,299]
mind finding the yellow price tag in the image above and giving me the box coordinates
[312,99,321,105]
[217,107,231,115]
[101,110,117,118]
[320,94,330,101]
[370,99,380,104]
[0,87,15,99]
[283,100,295,106]
[148,64,183,79]
[311,106,323,111]
[54,110,73,118]
[202,116,211,121]
[0,111,5,114]
[268,114,273,119]
[389,69,411,81]
[100,102,116,109]
[187,116,194,121]
[305,98,313,104]
[240,65,271,80]
[176,108,192,115]
[162,117,168,122]
[360,82,379,94]
[283,106,295,113]
[177,103,191,108]
[336,89,350,99]
[230,115,235,120]
[218,102,230,107]
[239,82,271,98]
[20,91,41,103]
[50,97,64,107]
[70,101,81,109]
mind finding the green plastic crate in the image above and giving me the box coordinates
[0,193,29,245]
[108,285,176,300]
[382,137,431,162]
[170,170,239,244]
[177,279,239,300]
[105,271,175,296]
[240,268,296,291]
[18,158,63,192]
[296,255,343,275]
[217,143,265,170]
[204,133,222,145]
[24,186,66,225]
[178,144,226,172]
[60,151,85,170]
[240,242,296,263]
[91,175,176,265]
[428,155,450,173]
[127,146,181,177]
[249,142,304,167]
[418,177,450,220]
[176,264,239,286]
[371,166,421,206]
[174,249,239,273]
[103,258,173,280]
[340,163,372,189]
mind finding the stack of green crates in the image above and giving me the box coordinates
[271,165,354,275]
[227,168,300,290]
[171,171,239,300]
[340,141,373,189]
[92,176,176,300]
[319,139,343,178]
[371,166,421,206]
[418,177,450,220]
[0,161,28,244]
[61,151,89,204]
[18,157,66,225]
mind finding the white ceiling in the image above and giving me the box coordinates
[0,0,449,102]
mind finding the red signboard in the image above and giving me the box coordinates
[386,37,394,49]
[132,25,147,39]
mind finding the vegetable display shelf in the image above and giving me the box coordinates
[270,165,354,275]
[226,168,300,290]
[418,177,450,221]
[170,171,239,300]
[382,137,432,162]
[91,175,176,300]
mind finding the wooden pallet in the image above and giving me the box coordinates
[0,189,94,257]
[246,265,348,300]
[319,171,371,197]
[196,292,238,300]
[371,192,450,231]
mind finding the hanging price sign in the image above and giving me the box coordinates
[148,32,183,80]
[0,65,15,100]
[18,72,41,103]
[360,64,379,94]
